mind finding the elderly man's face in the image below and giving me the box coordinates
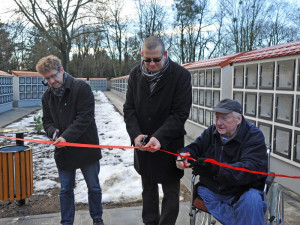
[215,112,242,138]
[142,45,167,73]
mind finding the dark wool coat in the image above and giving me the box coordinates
[180,117,268,195]
[123,59,192,183]
[42,73,101,171]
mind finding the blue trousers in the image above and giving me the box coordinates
[198,186,267,225]
[58,161,103,225]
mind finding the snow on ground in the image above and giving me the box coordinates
[0,91,152,204]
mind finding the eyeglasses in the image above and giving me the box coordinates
[44,70,60,82]
[143,57,163,63]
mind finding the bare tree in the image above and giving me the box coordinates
[220,0,266,52]
[293,6,300,32]
[218,0,300,53]
[13,0,106,70]
[207,8,237,58]
[93,49,112,78]
[91,31,110,78]
[0,23,15,71]
[135,0,167,42]
[290,6,300,41]
[173,0,212,64]
[72,26,95,76]
[70,25,112,78]
[4,21,30,71]
[122,35,141,75]
[174,0,195,63]
[24,28,61,71]
[103,0,129,77]
[69,35,113,79]
[262,2,298,46]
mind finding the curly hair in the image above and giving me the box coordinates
[36,55,62,75]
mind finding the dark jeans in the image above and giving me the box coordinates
[141,176,180,225]
[58,161,103,225]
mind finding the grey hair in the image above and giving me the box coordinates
[232,111,241,118]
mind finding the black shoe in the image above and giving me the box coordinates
[93,218,104,225]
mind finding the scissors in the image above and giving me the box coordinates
[141,135,147,147]
[49,130,59,141]
[176,152,191,168]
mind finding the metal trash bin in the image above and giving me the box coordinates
[0,145,33,201]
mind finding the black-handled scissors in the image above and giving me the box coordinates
[49,130,59,141]
[141,135,147,146]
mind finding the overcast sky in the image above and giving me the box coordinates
[1,0,299,24]
[0,0,174,23]
[0,0,18,22]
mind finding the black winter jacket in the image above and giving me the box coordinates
[42,73,101,171]
[180,117,267,195]
[123,59,192,183]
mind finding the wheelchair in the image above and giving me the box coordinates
[189,148,284,225]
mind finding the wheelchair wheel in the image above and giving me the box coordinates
[191,208,212,225]
[265,183,284,225]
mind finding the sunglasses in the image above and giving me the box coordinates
[143,57,163,63]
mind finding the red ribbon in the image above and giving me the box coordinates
[204,158,300,179]
[1,135,300,179]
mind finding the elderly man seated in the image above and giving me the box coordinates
[177,99,267,225]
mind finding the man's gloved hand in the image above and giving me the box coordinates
[191,158,220,177]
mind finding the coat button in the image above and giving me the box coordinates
[148,117,151,121]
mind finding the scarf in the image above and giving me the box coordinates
[141,57,170,93]
[51,73,68,97]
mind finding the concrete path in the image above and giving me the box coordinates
[0,106,40,128]
[0,203,191,225]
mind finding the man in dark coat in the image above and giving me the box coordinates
[177,99,268,225]
[123,36,192,225]
[36,55,104,225]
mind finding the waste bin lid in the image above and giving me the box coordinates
[0,127,32,134]
[0,146,29,153]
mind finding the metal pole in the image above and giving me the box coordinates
[15,132,26,206]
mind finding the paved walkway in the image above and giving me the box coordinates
[0,203,191,225]
[0,91,299,224]
[0,106,41,128]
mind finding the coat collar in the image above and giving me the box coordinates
[64,72,74,90]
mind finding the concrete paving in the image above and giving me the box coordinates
[0,106,41,128]
[0,203,191,225]
[0,91,299,224]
